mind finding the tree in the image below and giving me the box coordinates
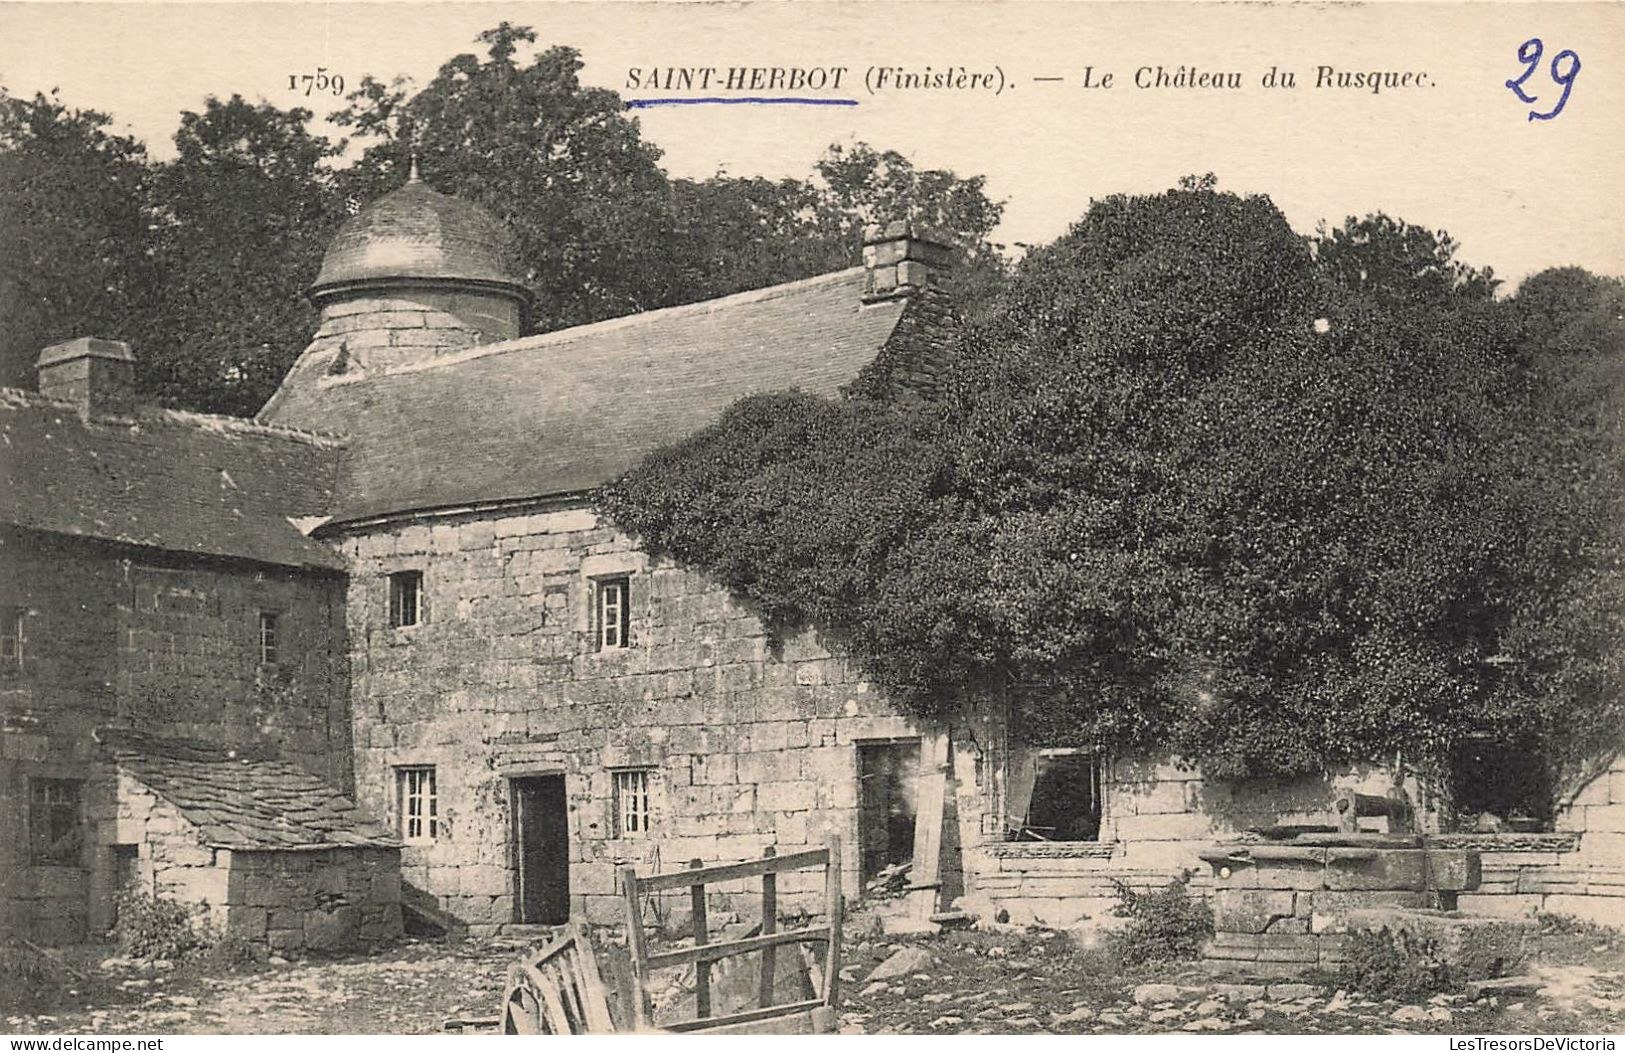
[671,145,1008,313]
[0,89,157,390]
[142,95,343,415]
[1312,212,1499,308]
[601,178,1625,794]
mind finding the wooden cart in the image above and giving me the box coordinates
[618,837,844,1034]
[499,921,617,1034]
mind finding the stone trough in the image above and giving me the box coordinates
[1197,791,1534,977]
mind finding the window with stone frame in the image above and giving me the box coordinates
[258,610,281,666]
[397,766,438,841]
[389,570,423,628]
[30,777,83,865]
[1,606,24,675]
[1021,750,1105,841]
[594,575,632,651]
[612,768,654,838]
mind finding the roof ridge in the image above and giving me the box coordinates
[1,386,347,447]
[151,406,348,447]
[376,266,868,379]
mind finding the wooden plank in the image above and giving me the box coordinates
[524,961,571,1033]
[908,731,950,919]
[665,998,826,1033]
[636,848,829,892]
[644,927,832,970]
[823,835,843,1007]
[690,859,710,1019]
[618,864,652,1031]
[759,846,777,1009]
[565,921,616,1034]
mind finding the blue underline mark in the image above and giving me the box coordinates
[625,97,860,109]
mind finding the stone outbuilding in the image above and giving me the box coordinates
[105,733,402,952]
[0,338,398,945]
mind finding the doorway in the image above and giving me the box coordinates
[110,843,141,925]
[857,740,920,887]
[510,775,570,925]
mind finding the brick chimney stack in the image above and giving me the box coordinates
[36,338,137,415]
[862,221,955,302]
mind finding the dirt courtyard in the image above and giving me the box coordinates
[6,913,1623,1035]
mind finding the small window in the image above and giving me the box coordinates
[1,606,24,674]
[595,576,631,650]
[30,778,83,865]
[397,766,438,841]
[1020,751,1105,842]
[613,769,653,838]
[389,571,423,628]
[258,611,280,665]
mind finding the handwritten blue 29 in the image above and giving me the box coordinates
[1505,38,1581,121]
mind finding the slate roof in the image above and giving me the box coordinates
[108,733,399,851]
[0,390,346,570]
[312,176,523,296]
[262,267,908,523]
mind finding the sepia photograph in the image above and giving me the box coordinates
[1,0,1623,1040]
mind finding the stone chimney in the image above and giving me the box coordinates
[862,220,955,302]
[36,337,137,414]
[848,222,961,407]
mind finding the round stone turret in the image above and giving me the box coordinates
[307,164,530,365]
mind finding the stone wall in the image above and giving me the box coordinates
[0,526,349,944]
[982,753,1434,928]
[337,504,992,931]
[94,769,400,951]
[222,848,402,953]
[1438,754,1625,929]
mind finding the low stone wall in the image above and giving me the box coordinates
[222,847,402,953]
[1439,829,1625,929]
[965,842,1202,928]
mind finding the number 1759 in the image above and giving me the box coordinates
[288,68,346,98]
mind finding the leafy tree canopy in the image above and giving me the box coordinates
[1312,212,1499,309]
[0,89,158,390]
[601,178,1625,797]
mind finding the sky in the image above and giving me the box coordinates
[1,1,1622,287]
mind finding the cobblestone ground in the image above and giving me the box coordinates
[6,920,1623,1035]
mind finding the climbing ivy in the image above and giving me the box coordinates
[598,179,1625,793]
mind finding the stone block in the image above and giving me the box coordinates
[1111,811,1214,842]
[584,895,625,926]
[1323,849,1426,890]
[1426,850,1481,892]
[266,927,307,952]
[460,865,511,898]
[757,780,816,812]
[1265,916,1310,934]
[1345,908,1535,980]
[1307,890,1432,933]
[1212,890,1296,934]
[1542,892,1625,929]
[1580,831,1625,866]
[306,905,362,951]
[1454,893,1542,919]
[1585,804,1625,834]
[225,906,268,938]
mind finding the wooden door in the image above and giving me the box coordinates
[512,775,570,924]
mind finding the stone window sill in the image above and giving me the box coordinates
[987,841,1118,859]
[1424,832,1581,853]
